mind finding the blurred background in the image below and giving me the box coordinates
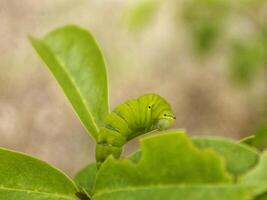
[1,0,267,176]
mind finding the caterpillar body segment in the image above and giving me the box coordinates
[95,93,176,167]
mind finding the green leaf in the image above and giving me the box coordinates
[74,163,98,197]
[193,137,259,177]
[75,149,150,196]
[0,148,78,200]
[74,150,151,196]
[93,131,232,198]
[30,25,109,140]
[130,136,259,177]
[241,151,267,195]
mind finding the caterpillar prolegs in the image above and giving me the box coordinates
[95,93,176,167]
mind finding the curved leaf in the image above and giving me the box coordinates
[0,148,78,200]
[30,25,109,140]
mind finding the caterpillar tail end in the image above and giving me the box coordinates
[95,142,122,169]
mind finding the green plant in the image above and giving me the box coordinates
[0,25,267,200]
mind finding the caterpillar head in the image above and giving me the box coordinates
[156,110,176,130]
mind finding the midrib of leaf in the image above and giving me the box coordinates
[92,184,252,199]
[32,37,99,139]
[55,52,100,134]
[0,186,76,200]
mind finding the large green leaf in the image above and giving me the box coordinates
[193,137,259,177]
[92,131,240,199]
[0,148,78,200]
[30,25,109,140]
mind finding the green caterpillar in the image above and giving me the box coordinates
[95,93,176,167]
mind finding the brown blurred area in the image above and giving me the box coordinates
[0,0,264,176]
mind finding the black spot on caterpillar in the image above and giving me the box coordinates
[95,93,176,167]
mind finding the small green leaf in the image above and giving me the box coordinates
[93,131,231,198]
[74,163,98,197]
[75,150,147,196]
[30,25,109,140]
[0,148,78,200]
[74,151,148,196]
[193,137,259,177]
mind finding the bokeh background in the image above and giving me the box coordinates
[1,0,267,176]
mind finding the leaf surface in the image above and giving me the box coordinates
[30,25,109,139]
[93,131,236,199]
[0,148,78,200]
